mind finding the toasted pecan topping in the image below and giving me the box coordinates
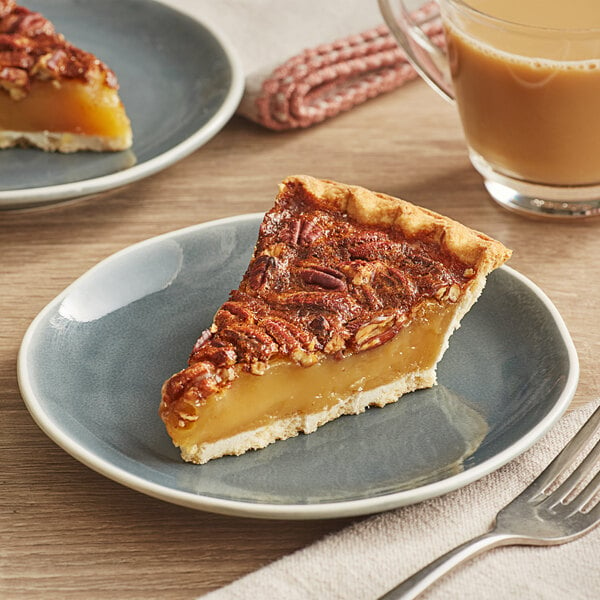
[0,0,118,99]
[185,184,475,385]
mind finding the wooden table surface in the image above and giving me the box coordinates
[1,82,599,599]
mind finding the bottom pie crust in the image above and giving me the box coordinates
[0,129,132,153]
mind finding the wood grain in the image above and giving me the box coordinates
[1,82,598,599]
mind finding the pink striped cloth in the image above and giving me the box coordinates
[165,0,443,131]
[254,4,442,130]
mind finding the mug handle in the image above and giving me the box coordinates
[378,0,455,102]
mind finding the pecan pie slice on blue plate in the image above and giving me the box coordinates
[160,176,511,464]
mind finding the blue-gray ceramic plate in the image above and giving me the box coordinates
[0,0,243,210]
[18,214,579,519]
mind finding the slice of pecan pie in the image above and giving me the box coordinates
[160,176,511,464]
[0,0,132,152]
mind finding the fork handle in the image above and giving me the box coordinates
[378,530,518,600]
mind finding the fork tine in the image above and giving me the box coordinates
[530,405,600,498]
[589,495,600,518]
[560,467,600,514]
[546,436,600,507]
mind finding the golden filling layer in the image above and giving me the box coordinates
[0,79,131,138]
[168,301,458,449]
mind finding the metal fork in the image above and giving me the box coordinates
[378,404,600,600]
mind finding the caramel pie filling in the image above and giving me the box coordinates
[163,300,459,451]
[0,78,131,138]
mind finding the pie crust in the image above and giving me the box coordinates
[0,0,132,152]
[160,176,512,464]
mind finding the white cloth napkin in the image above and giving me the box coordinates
[163,0,441,130]
[201,400,600,599]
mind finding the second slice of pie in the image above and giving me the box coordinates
[160,176,512,464]
[0,0,132,152]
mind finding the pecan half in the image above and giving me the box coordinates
[0,48,32,68]
[217,301,255,324]
[387,266,419,297]
[283,217,323,246]
[15,12,54,36]
[284,291,360,320]
[191,344,237,369]
[355,284,382,311]
[298,219,322,245]
[354,314,397,352]
[162,361,217,407]
[264,319,299,352]
[282,218,301,244]
[247,254,276,289]
[191,328,213,353]
[299,265,347,291]
[220,324,278,362]
[348,236,396,261]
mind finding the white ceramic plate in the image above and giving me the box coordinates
[18,214,579,519]
[0,0,243,210]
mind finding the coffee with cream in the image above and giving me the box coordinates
[444,0,600,185]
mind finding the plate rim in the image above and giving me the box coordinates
[17,213,580,520]
[0,0,244,209]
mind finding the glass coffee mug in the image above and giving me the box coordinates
[379,0,600,218]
